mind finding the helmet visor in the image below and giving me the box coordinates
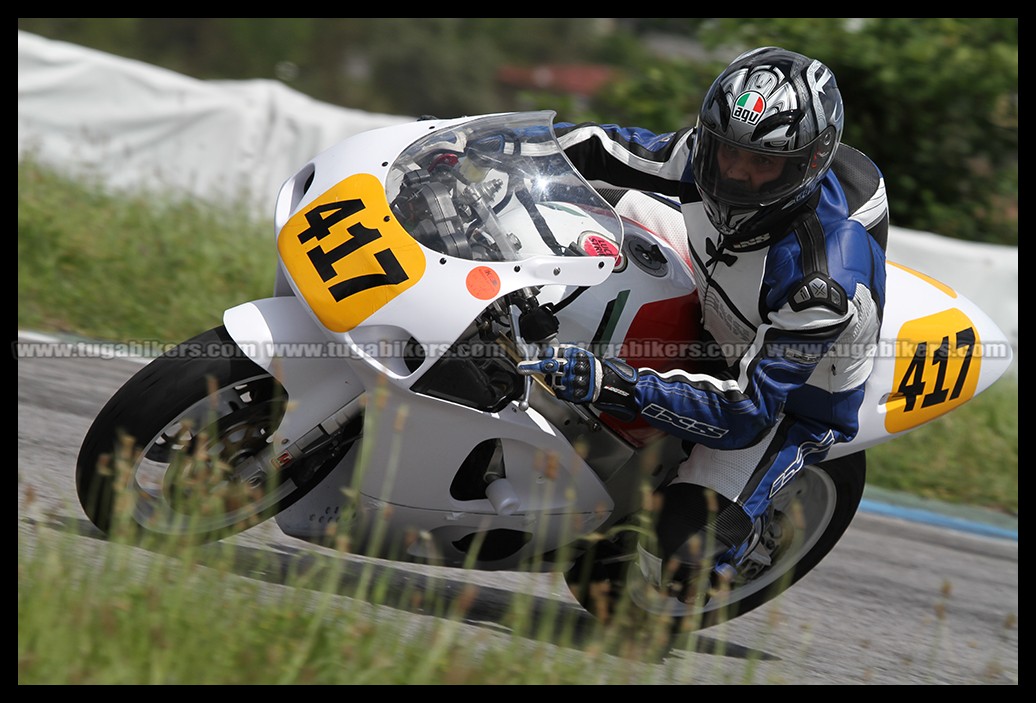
[693,125,817,208]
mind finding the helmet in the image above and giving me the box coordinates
[691,47,844,245]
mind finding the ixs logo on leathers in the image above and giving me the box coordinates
[641,403,728,439]
[768,432,836,498]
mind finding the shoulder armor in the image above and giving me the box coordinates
[789,272,848,315]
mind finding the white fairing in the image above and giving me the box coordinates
[271,111,622,382]
[284,359,613,561]
[226,113,626,568]
[223,293,616,569]
[222,296,363,448]
[828,261,1014,458]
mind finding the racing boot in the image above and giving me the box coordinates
[655,482,753,604]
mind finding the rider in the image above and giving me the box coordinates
[517,46,888,599]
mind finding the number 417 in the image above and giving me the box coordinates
[897,327,976,411]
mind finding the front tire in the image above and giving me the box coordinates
[564,452,866,634]
[75,326,350,543]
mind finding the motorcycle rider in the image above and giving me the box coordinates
[517,46,888,600]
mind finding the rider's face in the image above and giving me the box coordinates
[715,144,786,191]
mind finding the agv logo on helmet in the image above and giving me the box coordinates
[732,91,766,126]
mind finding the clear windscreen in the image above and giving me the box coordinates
[386,111,623,263]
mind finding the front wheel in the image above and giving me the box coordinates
[76,326,353,543]
[564,452,866,634]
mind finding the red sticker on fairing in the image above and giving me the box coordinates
[579,232,622,268]
[466,266,501,300]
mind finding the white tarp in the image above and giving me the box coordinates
[17,30,411,216]
[17,30,1017,350]
[884,229,1017,350]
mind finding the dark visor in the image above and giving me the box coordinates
[693,126,815,208]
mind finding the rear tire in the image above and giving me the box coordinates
[564,452,866,634]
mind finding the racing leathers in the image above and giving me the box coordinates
[554,121,888,571]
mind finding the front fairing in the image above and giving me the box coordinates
[275,111,623,381]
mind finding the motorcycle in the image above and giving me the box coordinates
[76,111,1014,633]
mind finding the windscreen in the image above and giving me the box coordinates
[386,111,623,263]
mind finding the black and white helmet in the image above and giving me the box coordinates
[691,47,844,245]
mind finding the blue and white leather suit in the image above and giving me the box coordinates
[555,121,888,548]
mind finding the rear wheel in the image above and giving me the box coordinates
[76,326,356,543]
[564,452,866,634]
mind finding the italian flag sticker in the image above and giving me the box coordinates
[733,91,766,125]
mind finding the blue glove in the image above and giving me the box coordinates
[517,345,640,421]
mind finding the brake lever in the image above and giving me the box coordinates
[509,304,533,411]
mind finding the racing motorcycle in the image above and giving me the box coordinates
[75,111,1014,633]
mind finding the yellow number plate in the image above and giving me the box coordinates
[884,307,981,433]
[277,173,426,333]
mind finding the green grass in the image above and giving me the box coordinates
[18,522,700,684]
[17,156,1018,515]
[17,156,273,342]
[19,448,746,684]
[867,377,1017,514]
[23,522,837,685]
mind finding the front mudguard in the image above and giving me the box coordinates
[223,297,365,450]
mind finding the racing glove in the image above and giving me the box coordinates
[517,344,640,421]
